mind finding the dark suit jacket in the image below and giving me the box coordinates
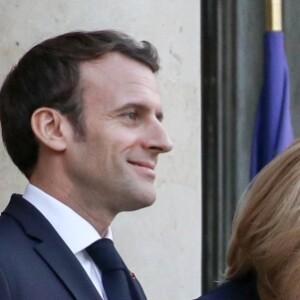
[197,273,260,300]
[0,194,146,300]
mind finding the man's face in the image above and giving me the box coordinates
[65,53,173,216]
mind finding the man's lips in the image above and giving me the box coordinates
[127,160,156,177]
[128,161,155,169]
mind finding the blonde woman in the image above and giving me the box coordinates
[199,139,300,300]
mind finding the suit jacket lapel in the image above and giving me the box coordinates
[36,241,102,300]
[3,194,103,300]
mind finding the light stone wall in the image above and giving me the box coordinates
[0,1,201,299]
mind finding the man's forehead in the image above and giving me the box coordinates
[79,53,159,93]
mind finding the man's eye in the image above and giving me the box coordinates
[126,112,137,120]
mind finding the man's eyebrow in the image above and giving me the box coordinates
[114,102,164,121]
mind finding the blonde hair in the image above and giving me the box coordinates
[225,139,300,300]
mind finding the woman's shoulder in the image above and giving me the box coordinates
[195,273,259,300]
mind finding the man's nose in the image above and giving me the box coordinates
[143,119,173,153]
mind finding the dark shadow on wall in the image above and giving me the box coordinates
[200,0,300,293]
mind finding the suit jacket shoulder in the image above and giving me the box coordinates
[0,194,102,300]
[197,273,260,300]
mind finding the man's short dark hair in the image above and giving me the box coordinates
[0,30,159,178]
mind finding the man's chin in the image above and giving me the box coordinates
[124,194,156,212]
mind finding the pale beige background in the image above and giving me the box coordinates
[0,1,201,299]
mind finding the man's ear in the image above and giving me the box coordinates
[31,108,70,151]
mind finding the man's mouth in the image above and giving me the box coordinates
[127,160,156,178]
[128,161,155,169]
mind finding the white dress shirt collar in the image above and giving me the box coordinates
[23,183,113,254]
